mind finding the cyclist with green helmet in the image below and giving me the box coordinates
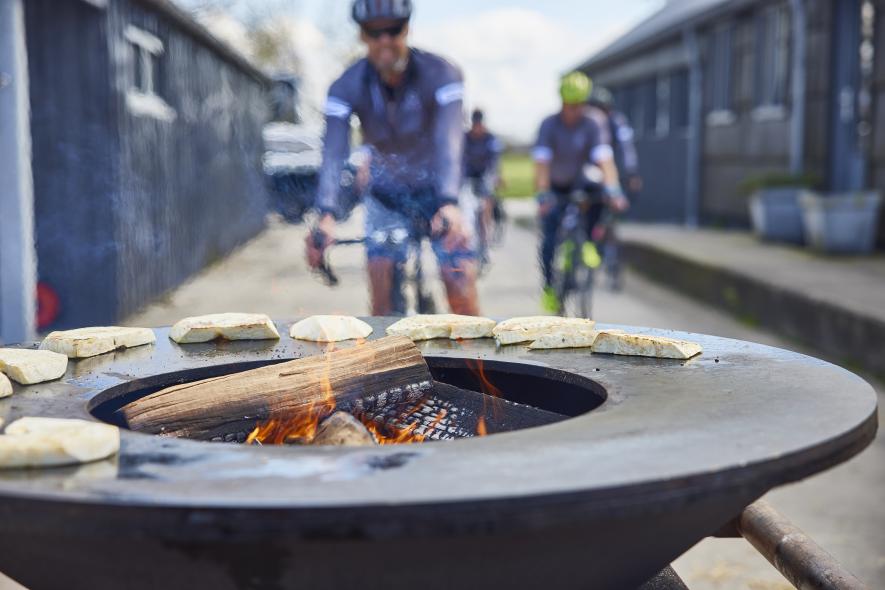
[533,72,628,313]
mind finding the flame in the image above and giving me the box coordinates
[475,416,488,437]
[465,359,503,436]
[247,342,339,446]
[359,408,447,445]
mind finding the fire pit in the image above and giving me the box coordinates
[0,318,877,590]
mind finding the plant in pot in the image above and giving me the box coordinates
[739,172,820,244]
[798,189,882,254]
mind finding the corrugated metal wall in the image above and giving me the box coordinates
[26,0,269,329]
[25,0,120,329]
[107,0,269,319]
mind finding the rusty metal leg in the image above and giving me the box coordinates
[737,500,869,590]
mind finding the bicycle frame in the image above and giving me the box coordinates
[315,228,438,316]
[552,190,610,318]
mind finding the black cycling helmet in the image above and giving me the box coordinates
[352,0,413,25]
[588,85,614,109]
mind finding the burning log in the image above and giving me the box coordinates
[123,336,433,440]
[310,412,377,446]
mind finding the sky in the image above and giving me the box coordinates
[182,0,664,143]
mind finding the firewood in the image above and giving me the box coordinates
[123,336,432,440]
[310,412,377,446]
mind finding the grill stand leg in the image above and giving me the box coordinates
[734,500,869,590]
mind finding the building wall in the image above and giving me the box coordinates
[868,0,885,245]
[106,0,269,320]
[25,0,120,329]
[26,0,269,329]
[582,0,840,230]
[698,1,832,225]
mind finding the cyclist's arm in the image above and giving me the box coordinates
[432,76,466,210]
[316,87,354,223]
[534,160,551,193]
[532,120,554,193]
[592,144,628,210]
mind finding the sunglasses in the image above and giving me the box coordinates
[362,21,407,39]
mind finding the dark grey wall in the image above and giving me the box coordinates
[868,0,885,246]
[25,0,119,329]
[107,0,269,319]
[26,0,269,329]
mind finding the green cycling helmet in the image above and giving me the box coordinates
[560,72,592,105]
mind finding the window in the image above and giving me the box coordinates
[642,78,657,136]
[708,23,734,113]
[124,25,175,121]
[656,75,670,136]
[670,70,689,130]
[755,5,790,109]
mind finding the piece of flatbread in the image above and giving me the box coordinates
[591,332,702,359]
[289,316,373,343]
[386,314,497,341]
[493,316,596,345]
[0,417,120,469]
[169,313,280,344]
[0,349,69,385]
[0,373,12,399]
[40,326,156,359]
[528,328,625,350]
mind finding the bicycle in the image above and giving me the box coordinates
[550,189,614,319]
[463,177,506,276]
[311,224,441,316]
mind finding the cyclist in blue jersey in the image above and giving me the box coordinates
[306,0,479,316]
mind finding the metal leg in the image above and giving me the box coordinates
[737,500,869,590]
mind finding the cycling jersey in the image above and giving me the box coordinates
[464,131,503,180]
[317,48,465,220]
[532,113,613,191]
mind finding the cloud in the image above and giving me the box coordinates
[412,7,629,144]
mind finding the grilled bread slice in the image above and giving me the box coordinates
[290,315,373,343]
[529,328,625,350]
[0,373,11,399]
[0,349,68,385]
[591,331,702,359]
[0,417,120,469]
[169,313,280,344]
[493,316,596,345]
[41,326,156,358]
[386,314,497,341]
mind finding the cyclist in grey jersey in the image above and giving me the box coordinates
[533,72,627,312]
[306,0,479,316]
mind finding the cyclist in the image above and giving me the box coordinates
[463,109,504,265]
[533,72,628,313]
[587,85,640,291]
[306,0,479,316]
[588,85,642,200]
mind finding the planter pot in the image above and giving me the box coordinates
[748,188,805,243]
[799,190,882,254]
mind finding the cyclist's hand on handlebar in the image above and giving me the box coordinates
[432,204,469,252]
[605,187,630,213]
[306,214,336,269]
[610,194,630,213]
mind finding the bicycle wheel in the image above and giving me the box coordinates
[554,241,596,319]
